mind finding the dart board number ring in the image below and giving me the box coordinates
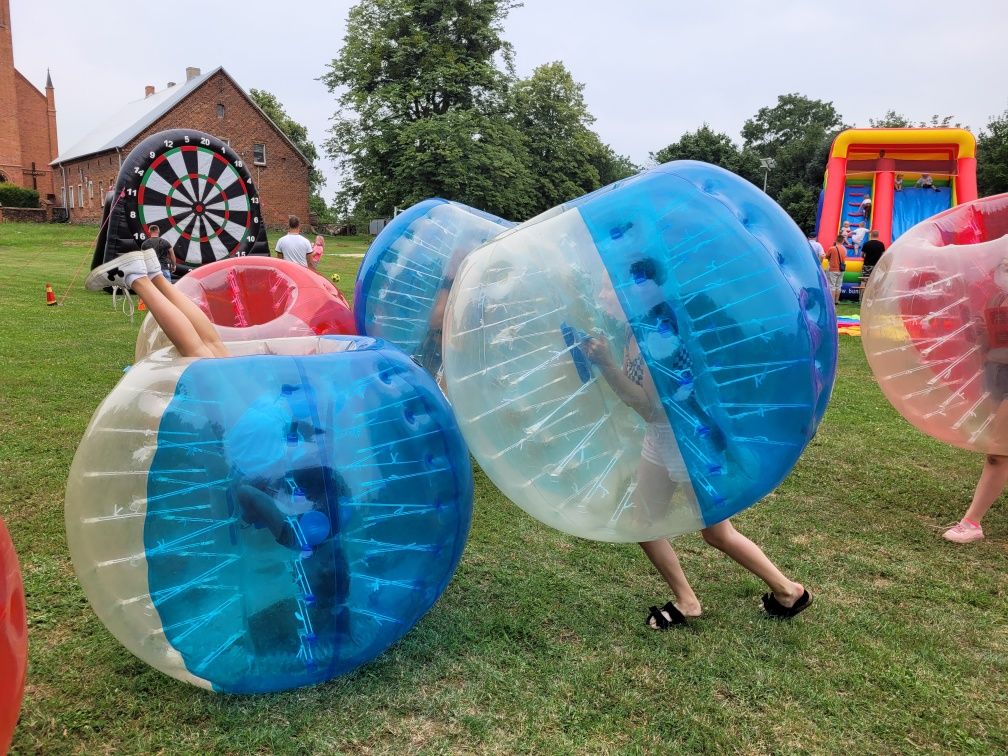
[123,130,264,266]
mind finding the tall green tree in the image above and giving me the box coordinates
[321,0,531,219]
[741,93,845,229]
[590,140,639,186]
[651,124,761,185]
[510,62,602,213]
[869,110,964,129]
[977,109,1008,197]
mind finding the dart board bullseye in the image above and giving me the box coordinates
[91,128,270,272]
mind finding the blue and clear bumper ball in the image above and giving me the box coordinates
[443,161,836,542]
[354,199,514,375]
[65,336,473,693]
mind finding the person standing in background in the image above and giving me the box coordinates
[275,215,316,272]
[140,224,177,283]
[807,231,825,266]
[860,230,886,279]
[825,234,845,305]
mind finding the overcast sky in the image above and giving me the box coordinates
[11,1,1008,201]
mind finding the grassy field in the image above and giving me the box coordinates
[1,221,1005,754]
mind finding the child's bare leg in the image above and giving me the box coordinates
[700,520,804,607]
[150,275,229,357]
[131,278,215,359]
[963,454,1008,525]
[639,540,701,618]
[636,457,701,618]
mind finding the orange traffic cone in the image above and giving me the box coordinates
[138,299,147,312]
[45,282,57,306]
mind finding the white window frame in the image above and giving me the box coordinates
[253,143,266,166]
[79,184,83,208]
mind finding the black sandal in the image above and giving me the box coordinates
[646,601,688,630]
[762,589,813,619]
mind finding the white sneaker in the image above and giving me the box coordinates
[84,250,148,292]
[141,249,165,279]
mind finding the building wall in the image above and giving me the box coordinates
[55,152,118,221]
[55,70,310,228]
[14,71,55,197]
[0,0,24,185]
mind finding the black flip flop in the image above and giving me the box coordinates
[762,589,813,619]
[646,601,688,630]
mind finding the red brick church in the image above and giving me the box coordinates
[0,0,59,200]
[1,0,310,227]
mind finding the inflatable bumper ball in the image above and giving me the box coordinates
[66,336,473,693]
[136,257,356,360]
[862,194,1008,453]
[443,161,836,542]
[354,199,514,376]
[1,517,27,753]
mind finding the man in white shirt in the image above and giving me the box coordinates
[807,231,825,265]
[275,215,316,270]
[851,225,869,254]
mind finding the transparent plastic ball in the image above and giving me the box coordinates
[136,257,355,360]
[443,161,836,542]
[354,199,513,376]
[66,336,473,693]
[862,194,1008,453]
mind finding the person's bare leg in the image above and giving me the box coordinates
[639,539,702,618]
[131,277,215,358]
[700,520,805,607]
[635,457,702,621]
[963,454,1008,524]
[150,275,229,357]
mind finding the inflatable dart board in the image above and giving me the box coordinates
[92,129,269,271]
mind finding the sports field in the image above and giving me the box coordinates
[1,222,1005,753]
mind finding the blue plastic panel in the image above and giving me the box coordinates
[144,336,472,693]
[893,186,952,241]
[577,162,837,525]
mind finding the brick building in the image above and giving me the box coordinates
[0,0,59,199]
[51,66,310,228]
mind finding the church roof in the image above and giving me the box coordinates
[51,66,310,166]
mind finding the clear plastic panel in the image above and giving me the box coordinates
[862,194,1008,453]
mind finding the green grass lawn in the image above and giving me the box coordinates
[1,222,1005,754]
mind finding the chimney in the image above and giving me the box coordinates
[185,67,200,81]
[167,81,176,88]
[144,85,155,98]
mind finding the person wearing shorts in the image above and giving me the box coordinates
[944,258,1008,544]
[582,287,811,629]
[825,234,845,304]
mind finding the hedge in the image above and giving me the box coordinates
[0,183,40,208]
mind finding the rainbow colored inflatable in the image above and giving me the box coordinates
[816,128,978,300]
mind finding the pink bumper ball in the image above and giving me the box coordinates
[862,194,1008,453]
[136,257,355,359]
[0,517,27,753]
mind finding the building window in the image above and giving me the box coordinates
[79,184,83,208]
[253,143,266,165]
[216,103,225,119]
[88,181,94,200]
[68,185,74,209]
